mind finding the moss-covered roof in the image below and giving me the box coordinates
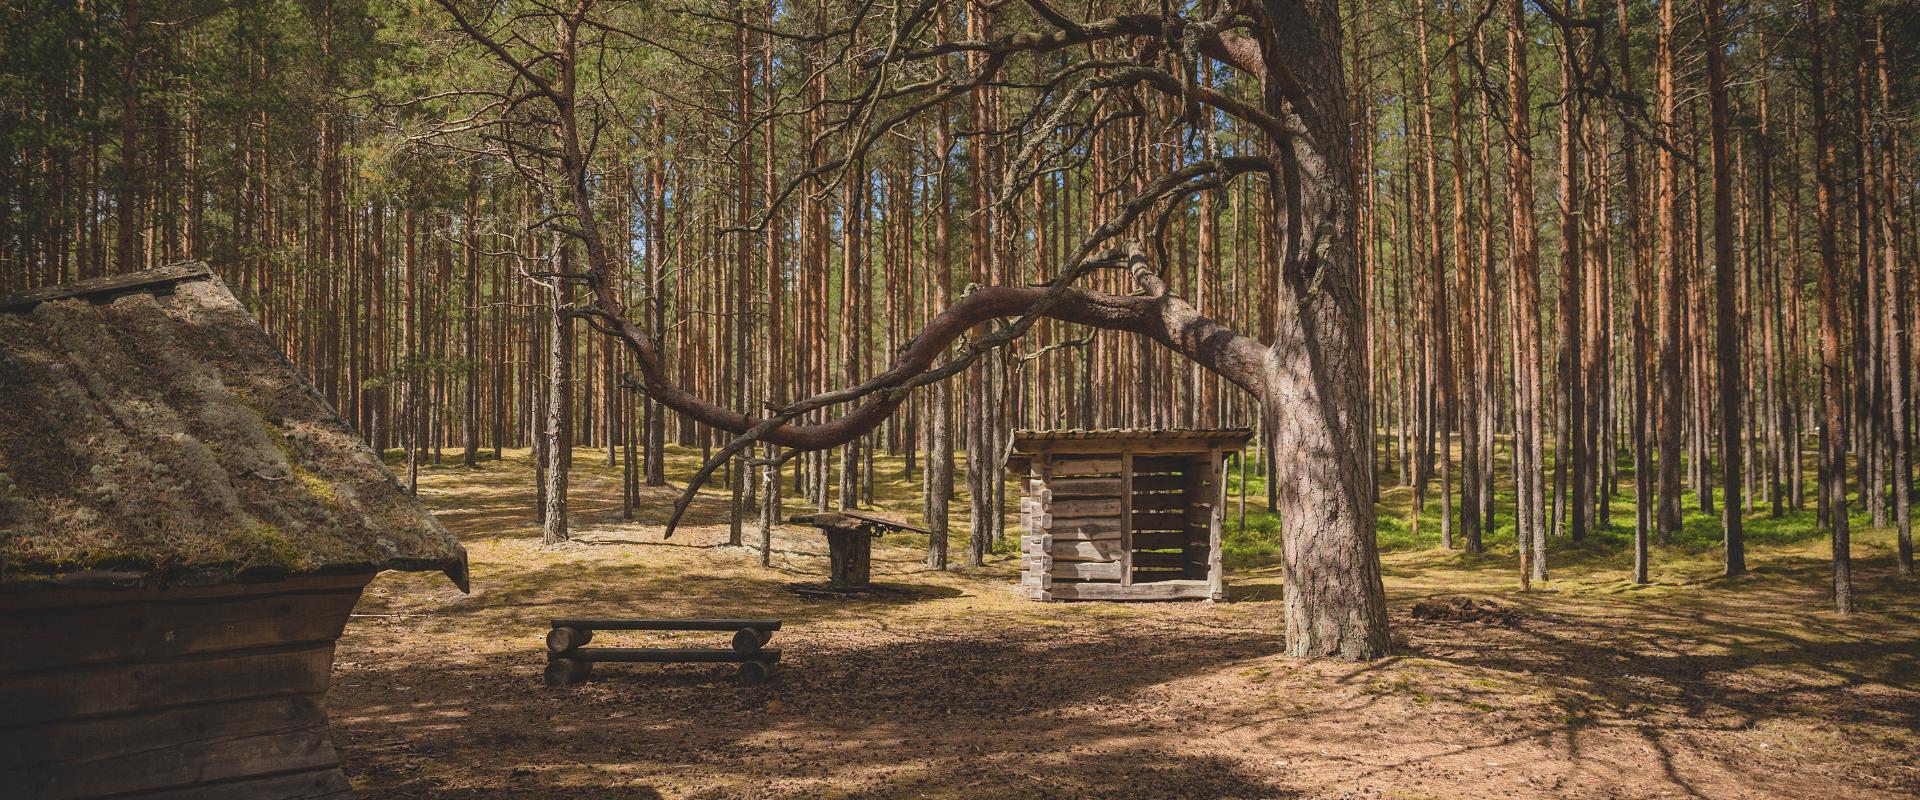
[0,267,467,591]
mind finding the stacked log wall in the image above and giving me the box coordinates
[0,575,373,800]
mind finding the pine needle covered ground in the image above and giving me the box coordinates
[333,447,1919,799]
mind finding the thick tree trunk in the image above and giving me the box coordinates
[645,135,669,488]
[927,99,956,571]
[1261,0,1391,659]
[1757,31,1788,520]
[1555,20,1588,545]
[1474,21,1498,547]
[1446,4,1479,551]
[1617,0,1649,582]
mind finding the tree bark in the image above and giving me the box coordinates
[1554,13,1588,545]
[1618,0,1648,581]
[545,262,573,546]
[1655,0,1685,542]
[1873,15,1913,575]
[1508,0,1547,585]
[1808,0,1849,612]
[1705,0,1744,575]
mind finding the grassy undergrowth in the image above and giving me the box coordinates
[1220,440,1906,581]
[395,437,1910,589]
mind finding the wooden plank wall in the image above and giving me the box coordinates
[0,576,371,800]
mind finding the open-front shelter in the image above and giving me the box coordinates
[0,266,467,800]
[1009,429,1251,601]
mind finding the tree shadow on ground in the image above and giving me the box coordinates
[335,620,1298,800]
[1371,575,1920,798]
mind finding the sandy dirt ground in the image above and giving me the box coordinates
[331,450,1920,799]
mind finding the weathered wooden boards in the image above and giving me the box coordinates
[1010,430,1246,602]
[0,575,370,800]
[1049,457,1122,476]
[545,619,782,686]
[1049,579,1215,601]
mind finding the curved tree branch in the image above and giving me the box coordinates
[591,241,1269,537]
[589,160,1273,453]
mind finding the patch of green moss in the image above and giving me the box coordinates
[59,547,156,573]
[235,516,306,568]
[294,463,343,506]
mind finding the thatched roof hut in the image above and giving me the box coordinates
[0,265,466,800]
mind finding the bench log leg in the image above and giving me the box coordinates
[737,660,773,686]
[731,627,773,653]
[545,657,592,686]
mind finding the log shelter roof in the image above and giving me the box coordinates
[1011,428,1253,453]
[1007,428,1253,473]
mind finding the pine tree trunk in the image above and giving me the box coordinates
[544,255,573,545]
[1655,0,1686,542]
[1261,0,1390,658]
[927,99,956,571]
[462,177,481,469]
[1555,20,1588,545]
[1873,16,1913,575]
[1807,0,1849,612]
[1705,0,1744,574]
[1507,0,1547,585]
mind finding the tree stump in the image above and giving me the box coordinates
[824,523,874,590]
[793,511,930,592]
[792,513,879,590]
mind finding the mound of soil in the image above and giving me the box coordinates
[1410,596,1524,627]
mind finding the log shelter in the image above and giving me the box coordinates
[1008,429,1250,601]
[0,267,468,800]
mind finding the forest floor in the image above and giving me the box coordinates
[333,446,1920,800]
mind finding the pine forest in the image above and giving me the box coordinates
[2,0,1918,795]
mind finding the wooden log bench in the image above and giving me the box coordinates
[790,511,933,591]
[545,618,782,686]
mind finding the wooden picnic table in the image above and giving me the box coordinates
[790,511,931,590]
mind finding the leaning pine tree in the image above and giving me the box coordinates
[432,0,1389,660]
